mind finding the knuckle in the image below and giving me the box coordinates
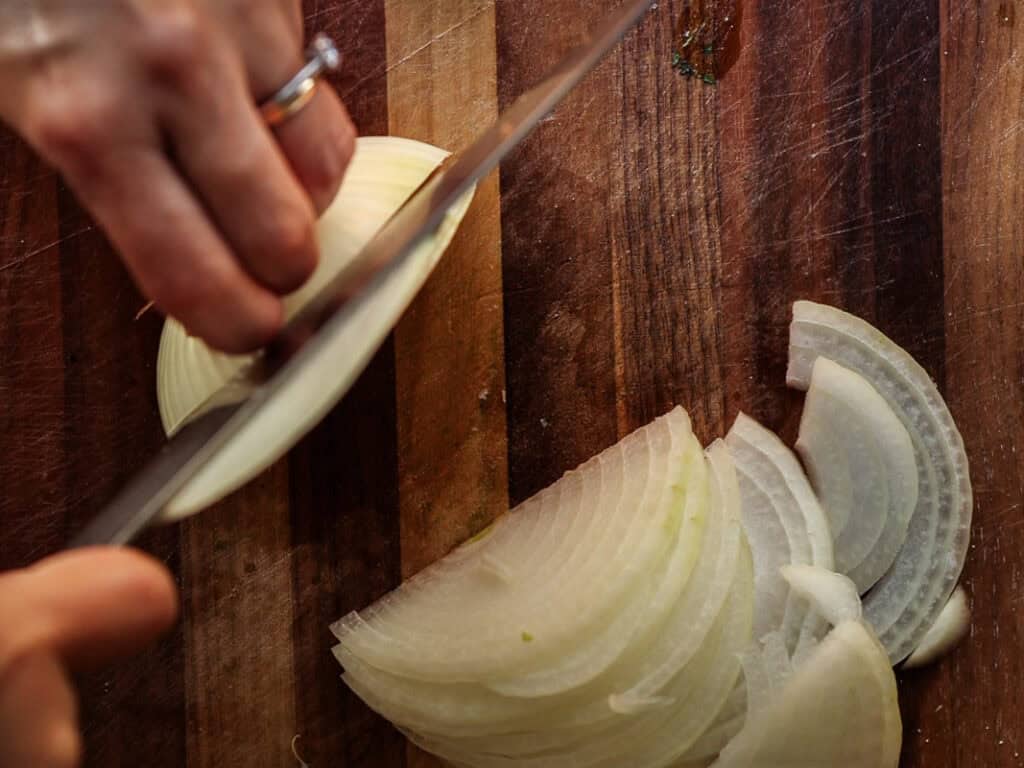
[146,265,218,321]
[137,5,208,86]
[27,90,119,171]
[261,207,318,289]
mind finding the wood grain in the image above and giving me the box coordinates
[0,0,1021,766]
[384,6,506,763]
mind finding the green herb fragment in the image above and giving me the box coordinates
[521,631,534,643]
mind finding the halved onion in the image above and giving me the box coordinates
[712,621,901,768]
[155,136,476,519]
[787,300,972,663]
[796,356,918,594]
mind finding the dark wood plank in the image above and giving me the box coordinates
[496,0,624,504]
[0,136,64,569]
[54,181,185,768]
[612,2,727,441]
[901,3,1024,767]
[286,4,404,767]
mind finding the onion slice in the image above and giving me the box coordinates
[781,564,862,627]
[903,586,971,669]
[787,300,972,663]
[796,357,918,594]
[155,136,476,519]
[725,413,833,651]
[712,621,901,768]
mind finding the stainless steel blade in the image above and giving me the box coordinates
[68,0,654,548]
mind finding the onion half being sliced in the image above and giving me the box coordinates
[796,356,918,594]
[155,136,476,519]
[787,300,973,663]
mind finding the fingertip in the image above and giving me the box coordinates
[188,289,284,354]
[45,718,82,768]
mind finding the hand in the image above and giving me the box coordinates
[0,548,178,768]
[0,1,357,353]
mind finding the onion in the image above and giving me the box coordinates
[330,417,753,768]
[787,300,973,663]
[780,564,862,627]
[155,136,476,519]
[796,357,918,594]
[903,586,970,669]
[724,412,833,653]
[333,407,707,683]
[311,302,970,766]
[712,621,901,768]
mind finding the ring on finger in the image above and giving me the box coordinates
[259,33,341,127]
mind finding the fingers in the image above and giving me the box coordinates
[273,85,357,215]
[0,652,80,768]
[213,0,357,214]
[145,17,320,295]
[66,146,285,353]
[3,548,178,672]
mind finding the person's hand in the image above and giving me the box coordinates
[0,1,357,353]
[0,548,178,768]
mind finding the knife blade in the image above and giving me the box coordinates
[68,0,654,548]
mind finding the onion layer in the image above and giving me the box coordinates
[712,621,901,768]
[796,356,918,594]
[787,300,972,663]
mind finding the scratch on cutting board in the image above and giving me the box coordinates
[341,3,491,101]
[0,225,95,273]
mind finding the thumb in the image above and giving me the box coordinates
[0,547,179,672]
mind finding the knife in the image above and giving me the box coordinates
[68,0,655,548]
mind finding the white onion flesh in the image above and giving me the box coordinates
[797,357,918,594]
[903,586,971,669]
[331,414,753,768]
[155,136,476,519]
[334,407,706,683]
[787,300,973,663]
[712,621,901,768]
[781,564,862,628]
[725,412,833,653]
[309,301,971,766]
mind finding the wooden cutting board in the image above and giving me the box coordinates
[0,1,1021,766]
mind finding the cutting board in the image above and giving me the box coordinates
[0,0,1021,765]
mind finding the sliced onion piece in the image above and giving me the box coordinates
[781,564,862,627]
[401,545,754,768]
[486,440,710,698]
[333,408,706,683]
[903,586,970,669]
[787,300,973,663]
[725,413,833,651]
[796,357,918,593]
[712,621,901,768]
[155,136,476,519]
